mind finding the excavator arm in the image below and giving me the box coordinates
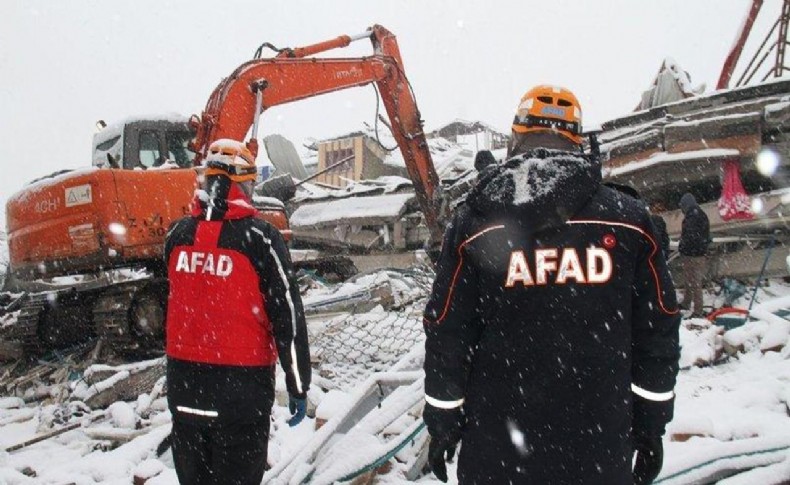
[189,25,444,247]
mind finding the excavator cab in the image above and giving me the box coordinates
[92,117,196,170]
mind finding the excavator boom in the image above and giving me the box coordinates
[0,25,442,360]
[190,25,444,246]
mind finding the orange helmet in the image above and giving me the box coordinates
[203,139,257,183]
[512,85,582,145]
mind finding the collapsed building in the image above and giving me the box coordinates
[276,84,789,281]
[278,120,506,272]
[600,65,789,281]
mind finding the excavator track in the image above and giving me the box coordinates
[0,276,167,361]
[10,293,48,355]
[93,282,141,353]
[92,279,167,356]
[0,291,92,359]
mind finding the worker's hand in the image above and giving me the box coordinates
[632,395,672,484]
[287,395,307,427]
[428,436,457,483]
[423,403,464,483]
[633,434,663,485]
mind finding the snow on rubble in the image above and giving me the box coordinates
[0,266,434,484]
[291,193,416,228]
[0,239,789,484]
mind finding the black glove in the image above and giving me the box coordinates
[423,403,465,483]
[632,394,673,485]
[633,434,663,485]
[632,394,673,444]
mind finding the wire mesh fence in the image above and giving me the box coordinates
[308,265,434,392]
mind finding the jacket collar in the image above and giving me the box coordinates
[466,148,601,232]
[190,183,257,221]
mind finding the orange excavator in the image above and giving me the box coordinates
[0,25,442,359]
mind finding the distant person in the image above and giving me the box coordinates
[678,192,710,317]
[165,139,311,485]
[422,85,680,485]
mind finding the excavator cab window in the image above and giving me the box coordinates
[166,131,196,168]
[138,130,161,168]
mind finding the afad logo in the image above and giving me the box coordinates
[175,250,233,277]
[505,246,613,287]
[541,105,566,118]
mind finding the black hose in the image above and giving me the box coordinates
[372,83,400,152]
[253,42,284,59]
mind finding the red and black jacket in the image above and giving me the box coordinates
[165,184,310,423]
[423,149,680,484]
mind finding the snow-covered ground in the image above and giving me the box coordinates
[0,228,789,483]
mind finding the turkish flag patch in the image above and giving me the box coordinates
[602,233,617,249]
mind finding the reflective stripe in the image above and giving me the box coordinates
[632,383,674,402]
[165,220,180,240]
[251,227,303,395]
[425,395,465,409]
[176,405,219,417]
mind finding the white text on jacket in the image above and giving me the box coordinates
[505,246,612,287]
[175,250,233,276]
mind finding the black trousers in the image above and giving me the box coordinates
[171,417,271,485]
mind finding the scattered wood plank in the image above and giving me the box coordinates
[303,282,393,315]
[83,426,149,444]
[3,413,101,452]
[7,365,56,393]
[81,359,165,409]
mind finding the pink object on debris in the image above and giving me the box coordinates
[718,160,754,221]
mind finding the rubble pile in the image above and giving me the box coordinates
[0,264,788,483]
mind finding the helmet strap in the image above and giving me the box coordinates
[204,174,232,201]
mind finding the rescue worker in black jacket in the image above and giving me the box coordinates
[165,139,311,485]
[422,85,681,485]
[678,192,710,317]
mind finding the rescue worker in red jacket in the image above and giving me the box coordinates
[165,139,311,485]
[423,86,680,484]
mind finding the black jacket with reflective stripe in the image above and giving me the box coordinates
[423,149,680,484]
